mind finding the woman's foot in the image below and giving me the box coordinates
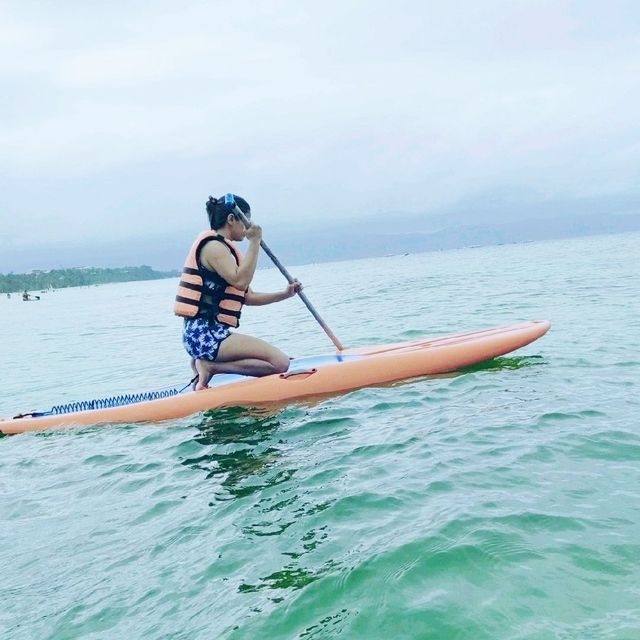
[194,359,217,391]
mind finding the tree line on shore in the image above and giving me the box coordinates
[0,265,179,293]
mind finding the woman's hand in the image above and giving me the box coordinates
[245,224,262,243]
[284,279,303,299]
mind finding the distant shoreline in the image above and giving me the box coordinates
[2,226,639,291]
[0,265,179,294]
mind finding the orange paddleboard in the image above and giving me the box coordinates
[0,321,550,434]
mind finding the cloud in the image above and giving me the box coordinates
[1,0,640,260]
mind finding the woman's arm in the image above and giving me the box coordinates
[245,280,302,306]
[200,227,262,290]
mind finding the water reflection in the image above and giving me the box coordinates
[182,406,339,599]
[181,407,289,501]
[238,566,322,592]
[460,355,545,373]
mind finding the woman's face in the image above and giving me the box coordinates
[229,215,246,241]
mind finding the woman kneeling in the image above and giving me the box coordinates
[175,194,301,390]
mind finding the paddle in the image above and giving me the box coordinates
[223,194,345,351]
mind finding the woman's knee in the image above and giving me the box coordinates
[270,351,290,374]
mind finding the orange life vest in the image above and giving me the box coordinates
[174,231,246,327]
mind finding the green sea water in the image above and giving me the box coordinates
[1,233,639,639]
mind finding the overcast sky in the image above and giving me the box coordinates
[1,0,639,270]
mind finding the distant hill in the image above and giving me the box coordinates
[1,210,639,274]
[257,212,640,265]
[0,265,179,294]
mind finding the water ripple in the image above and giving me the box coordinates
[2,235,640,639]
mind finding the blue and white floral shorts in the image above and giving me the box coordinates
[183,317,231,361]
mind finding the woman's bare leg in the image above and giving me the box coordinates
[217,333,290,373]
[193,333,289,391]
[190,358,198,390]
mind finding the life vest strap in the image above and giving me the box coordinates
[175,294,201,307]
[218,309,241,319]
[178,280,203,293]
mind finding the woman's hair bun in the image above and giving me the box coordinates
[205,196,219,214]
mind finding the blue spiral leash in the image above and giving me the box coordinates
[13,376,197,419]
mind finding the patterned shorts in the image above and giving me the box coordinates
[183,317,231,361]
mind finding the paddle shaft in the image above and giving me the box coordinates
[231,205,345,351]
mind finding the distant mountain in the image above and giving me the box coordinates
[2,210,638,273]
[404,190,640,232]
[259,212,640,265]
[255,190,640,265]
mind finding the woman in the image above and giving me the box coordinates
[175,195,301,390]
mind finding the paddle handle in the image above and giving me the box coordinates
[225,198,345,351]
